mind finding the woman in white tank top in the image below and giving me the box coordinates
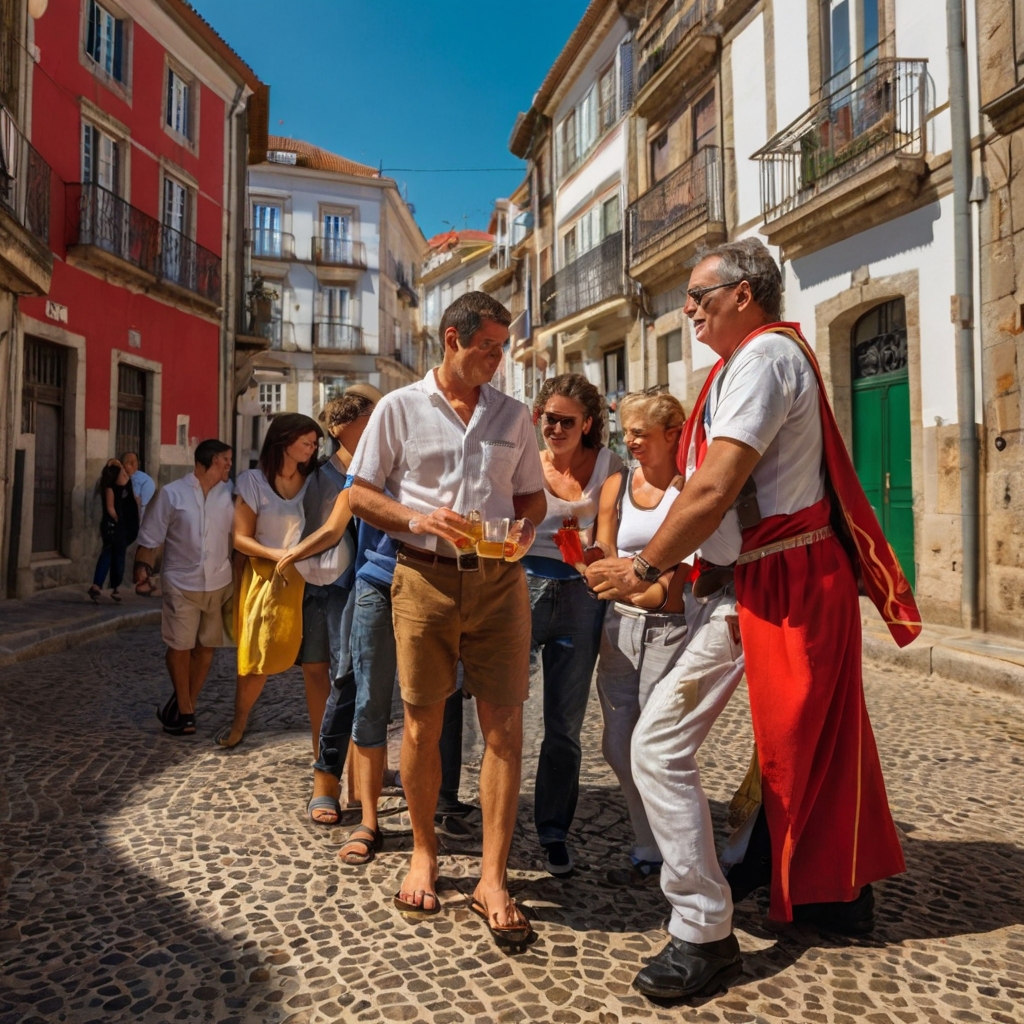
[592,390,691,886]
[524,374,623,877]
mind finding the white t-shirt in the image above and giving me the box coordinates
[349,368,546,554]
[697,331,825,565]
[530,446,624,562]
[235,468,309,551]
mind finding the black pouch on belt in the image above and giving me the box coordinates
[692,562,735,601]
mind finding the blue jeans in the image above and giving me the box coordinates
[350,577,398,749]
[529,573,606,845]
[312,586,356,778]
[92,532,128,590]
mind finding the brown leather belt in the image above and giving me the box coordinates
[397,543,459,567]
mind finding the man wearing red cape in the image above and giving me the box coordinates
[588,238,919,1000]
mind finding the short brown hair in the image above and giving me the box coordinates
[321,393,375,432]
[533,373,606,449]
[439,291,511,347]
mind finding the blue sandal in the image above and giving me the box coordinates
[307,795,342,825]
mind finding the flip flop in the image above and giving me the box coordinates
[338,824,383,864]
[393,889,442,918]
[469,894,533,947]
[307,795,342,826]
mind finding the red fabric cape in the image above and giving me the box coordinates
[679,322,915,918]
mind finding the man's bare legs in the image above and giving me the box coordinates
[301,662,332,759]
[396,698,446,909]
[217,673,267,747]
[166,648,194,713]
[472,700,525,928]
[354,744,387,832]
[188,645,215,708]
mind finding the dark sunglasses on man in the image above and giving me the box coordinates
[686,279,746,308]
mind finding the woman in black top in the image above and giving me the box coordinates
[88,459,140,603]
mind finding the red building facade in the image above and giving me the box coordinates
[6,0,265,594]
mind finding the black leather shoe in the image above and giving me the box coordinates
[725,804,772,903]
[793,883,875,935]
[632,934,743,1000]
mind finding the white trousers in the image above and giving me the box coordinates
[596,602,689,862]
[630,586,745,944]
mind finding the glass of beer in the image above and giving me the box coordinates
[478,517,509,558]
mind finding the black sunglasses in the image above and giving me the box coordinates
[542,412,579,430]
[686,279,745,307]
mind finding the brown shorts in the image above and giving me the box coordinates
[161,581,234,650]
[391,551,531,707]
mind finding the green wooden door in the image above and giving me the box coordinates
[851,299,915,589]
[852,369,915,588]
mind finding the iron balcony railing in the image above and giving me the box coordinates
[0,108,52,249]
[635,0,710,94]
[313,319,364,352]
[251,228,295,260]
[540,230,625,325]
[313,235,366,267]
[67,182,221,303]
[755,57,927,221]
[628,146,723,266]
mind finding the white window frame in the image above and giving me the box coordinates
[252,201,282,258]
[164,62,197,147]
[82,121,122,194]
[82,0,130,94]
[258,382,283,415]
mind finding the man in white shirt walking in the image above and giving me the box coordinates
[134,439,235,736]
[349,292,546,946]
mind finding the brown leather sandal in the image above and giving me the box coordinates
[469,890,533,947]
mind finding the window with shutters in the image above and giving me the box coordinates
[116,364,147,468]
[83,0,129,89]
[82,121,122,194]
[161,175,192,285]
[165,65,195,143]
[599,62,617,131]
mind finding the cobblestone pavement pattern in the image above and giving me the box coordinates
[2,626,1023,1024]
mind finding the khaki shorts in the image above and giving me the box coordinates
[391,551,531,707]
[161,581,234,650]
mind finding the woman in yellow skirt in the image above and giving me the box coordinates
[218,413,324,750]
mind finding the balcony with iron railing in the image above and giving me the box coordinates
[312,319,365,353]
[313,235,367,268]
[0,107,54,294]
[628,145,725,286]
[540,230,625,326]
[66,182,221,305]
[250,228,295,261]
[633,0,719,119]
[753,57,928,259]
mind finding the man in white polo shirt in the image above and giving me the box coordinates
[349,291,545,945]
[134,439,235,736]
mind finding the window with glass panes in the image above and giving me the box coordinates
[252,203,281,258]
[85,0,125,82]
[166,67,191,139]
[258,383,283,414]
[598,62,617,131]
[82,122,120,192]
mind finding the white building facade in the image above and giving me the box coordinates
[237,136,424,468]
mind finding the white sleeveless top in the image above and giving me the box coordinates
[530,447,623,562]
[236,468,309,551]
[616,468,682,557]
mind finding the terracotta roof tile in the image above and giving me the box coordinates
[266,135,380,178]
[426,229,494,250]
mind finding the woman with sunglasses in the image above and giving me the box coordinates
[592,389,690,889]
[525,374,623,876]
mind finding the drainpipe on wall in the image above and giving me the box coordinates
[946,0,979,630]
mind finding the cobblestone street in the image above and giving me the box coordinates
[2,625,1023,1024]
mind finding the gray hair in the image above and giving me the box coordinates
[700,238,782,319]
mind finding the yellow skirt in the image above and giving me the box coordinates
[235,557,305,677]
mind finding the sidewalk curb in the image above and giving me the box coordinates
[0,609,161,669]
[863,633,1024,700]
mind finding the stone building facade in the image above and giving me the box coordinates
[507,0,1018,636]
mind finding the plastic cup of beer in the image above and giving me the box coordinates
[478,517,509,558]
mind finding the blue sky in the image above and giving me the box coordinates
[193,0,588,240]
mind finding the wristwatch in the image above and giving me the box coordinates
[632,553,662,583]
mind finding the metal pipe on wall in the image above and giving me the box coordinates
[947,0,979,629]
